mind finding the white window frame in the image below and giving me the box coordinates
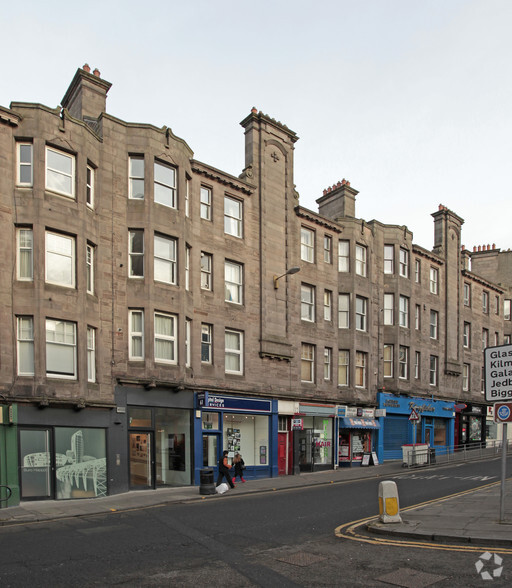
[414,351,420,379]
[185,318,191,367]
[225,329,243,375]
[301,343,315,383]
[415,259,421,283]
[129,310,144,360]
[338,240,349,272]
[324,290,332,321]
[383,344,393,378]
[324,235,332,264]
[200,186,211,220]
[463,322,471,348]
[430,267,439,294]
[482,291,489,314]
[129,156,145,200]
[429,355,438,386]
[482,328,489,351]
[154,312,177,364]
[17,227,33,281]
[301,284,315,322]
[383,245,394,274]
[355,296,367,331]
[45,319,77,379]
[338,350,349,387]
[399,295,409,328]
[355,351,366,388]
[495,295,500,316]
[323,348,332,381]
[225,260,243,304]
[17,316,34,376]
[86,165,94,208]
[87,326,96,383]
[505,299,511,321]
[463,363,470,391]
[185,178,190,217]
[399,247,409,278]
[201,252,213,290]
[185,245,191,291]
[17,142,33,186]
[45,146,75,198]
[45,231,76,287]
[301,227,315,263]
[415,304,421,330]
[399,346,408,379]
[201,323,212,364]
[463,282,471,306]
[383,294,394,325]
[154,233,177,285]
[224,196,243,238]
[355,244,367,277]
[430,310,438,339]
[129,229,144,278]
[338,294,350,328]
[154,160,176,208]
[86,243,95,295]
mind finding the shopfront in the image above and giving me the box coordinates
[455,403,487,447]
[376,392,455,462]
[336,406,380,467]
[194,392,278,484]
[294,403,335,473]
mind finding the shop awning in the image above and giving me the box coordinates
[340,417,380,429]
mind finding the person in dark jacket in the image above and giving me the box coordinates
[232,452,246,483]
[217,450,235,488]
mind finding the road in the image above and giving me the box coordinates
[1,458,511,587]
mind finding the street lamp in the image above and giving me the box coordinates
[273,266,300,289]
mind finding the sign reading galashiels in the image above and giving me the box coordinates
[484,344,512,402]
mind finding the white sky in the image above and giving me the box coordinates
[2,0,511,251]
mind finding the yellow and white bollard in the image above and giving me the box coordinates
[378,480,402,523]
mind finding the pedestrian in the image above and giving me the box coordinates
[217,450,235,489]
[232,452,246,483]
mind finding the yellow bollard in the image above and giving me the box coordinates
[378,480,402,523]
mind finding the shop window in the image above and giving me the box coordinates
[155,408,191,486]
[202,412,219,430]
[223,413,269,467]
[128,407,152,427]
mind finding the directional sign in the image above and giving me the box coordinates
[495,403,512,423]
[409,408,420,421]
[484,344,512,402]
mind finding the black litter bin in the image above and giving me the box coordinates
[429,448,436,464]
[199,468,216,495]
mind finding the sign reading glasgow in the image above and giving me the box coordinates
[484,344,512,401]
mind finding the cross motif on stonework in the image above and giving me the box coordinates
[271,151,280,162]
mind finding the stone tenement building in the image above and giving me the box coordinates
[1,65,511,505]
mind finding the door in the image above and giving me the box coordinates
[202,433,220,472]
[19,428,53,500]
[129,432,154,489]
[278,433,288,475]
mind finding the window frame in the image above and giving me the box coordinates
[225,260,243,304]
[399,295,409,328]
[399,345,408,379]
[129,155,145,200]
[301,227,315,263]
[154,311,178,364]
[355,351,366,388]
[17,316,34,376]
[463,322,471,348]
[45,230,76,288]
[383,245,394,274]
[185,318,191,367]
[429,267,439,294]
[399,247,409,278]
[154,233,177,285]
[355,244,367,277]
[338,350,349,387]
[414,351,420,380]
[17,227,33,281]
[429,355,438,386]
[383,344,393,378]
[429,309,438,339]
[338,240,350,272]
[301,343,315,383]
[225,329,243,375]
[505,299,511,321]
[86,242,95,295]
[323,235,332,264]
[301,283,315,322]
[463,363,470,391]
[185,244,191,291]
[17,142,33,187]
[383,293,394,325]
[201,252,213,291]
[414,259,421,283]
[45,146,75,199]
[415,304,421,330]
[224,196,243,238]
[45,318,77,379]
[86,164,95,208]
[129,229,144,278]
[482,290,489,314]
[200,186,212,220]
[87,326,96,383]
[154,159,177,209]
[338,294,350,329]
[324,290,332,321]
[129,309,144,361]
[201,323,213,364]
[355,296,367,331]
[323,347,332,381]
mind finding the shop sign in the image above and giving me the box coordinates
[377,392,454,418]
[291,418,303,430]
[337,405,348,417]
[362,408,374,418]
[375,409,386,417]
[198,392,272,413]
[345,407,358,417]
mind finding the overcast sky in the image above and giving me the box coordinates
[2,1,511,251]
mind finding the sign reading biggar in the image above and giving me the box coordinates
[484,344,512,401]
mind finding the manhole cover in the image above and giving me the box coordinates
[276,552,327,567]
[377,567,447,588]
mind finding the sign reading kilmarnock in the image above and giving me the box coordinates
[484,344,512,402]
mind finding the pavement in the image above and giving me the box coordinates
[1,459,512,547]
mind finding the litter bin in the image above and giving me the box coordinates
[199,468,216,495]
[429,448,436,465]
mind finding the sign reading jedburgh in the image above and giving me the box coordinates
[484,344,512,401]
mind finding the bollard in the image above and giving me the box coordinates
[378,480,402,523]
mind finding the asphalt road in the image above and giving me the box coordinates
[1,458,511,587]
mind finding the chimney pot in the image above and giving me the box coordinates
[461,245,465,251]
[478,246,481,252]
[251,106,257,113]
[473,246,477,252]
[347,181,350,186]
[492,243,496,249]
[83,63,91,73]
[93,68,101,77]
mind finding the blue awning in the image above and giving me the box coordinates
[340,417,380,429]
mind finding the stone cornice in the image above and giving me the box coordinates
[412,245,444,265]
[295,206,343,233]
[191,160,254,196]
[0,105,21,126]
[461,269,504,293]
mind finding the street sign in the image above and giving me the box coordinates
[495,403,512,423]
[409,408,420,421]
[484,344,512,402]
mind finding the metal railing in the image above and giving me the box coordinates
[403,439,511,468]
[0,485,12,504]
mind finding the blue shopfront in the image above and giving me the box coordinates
[376,392,455,462]
[193,392,278,485]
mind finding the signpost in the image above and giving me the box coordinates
[409,408,420,445]
[485,345,512,523]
